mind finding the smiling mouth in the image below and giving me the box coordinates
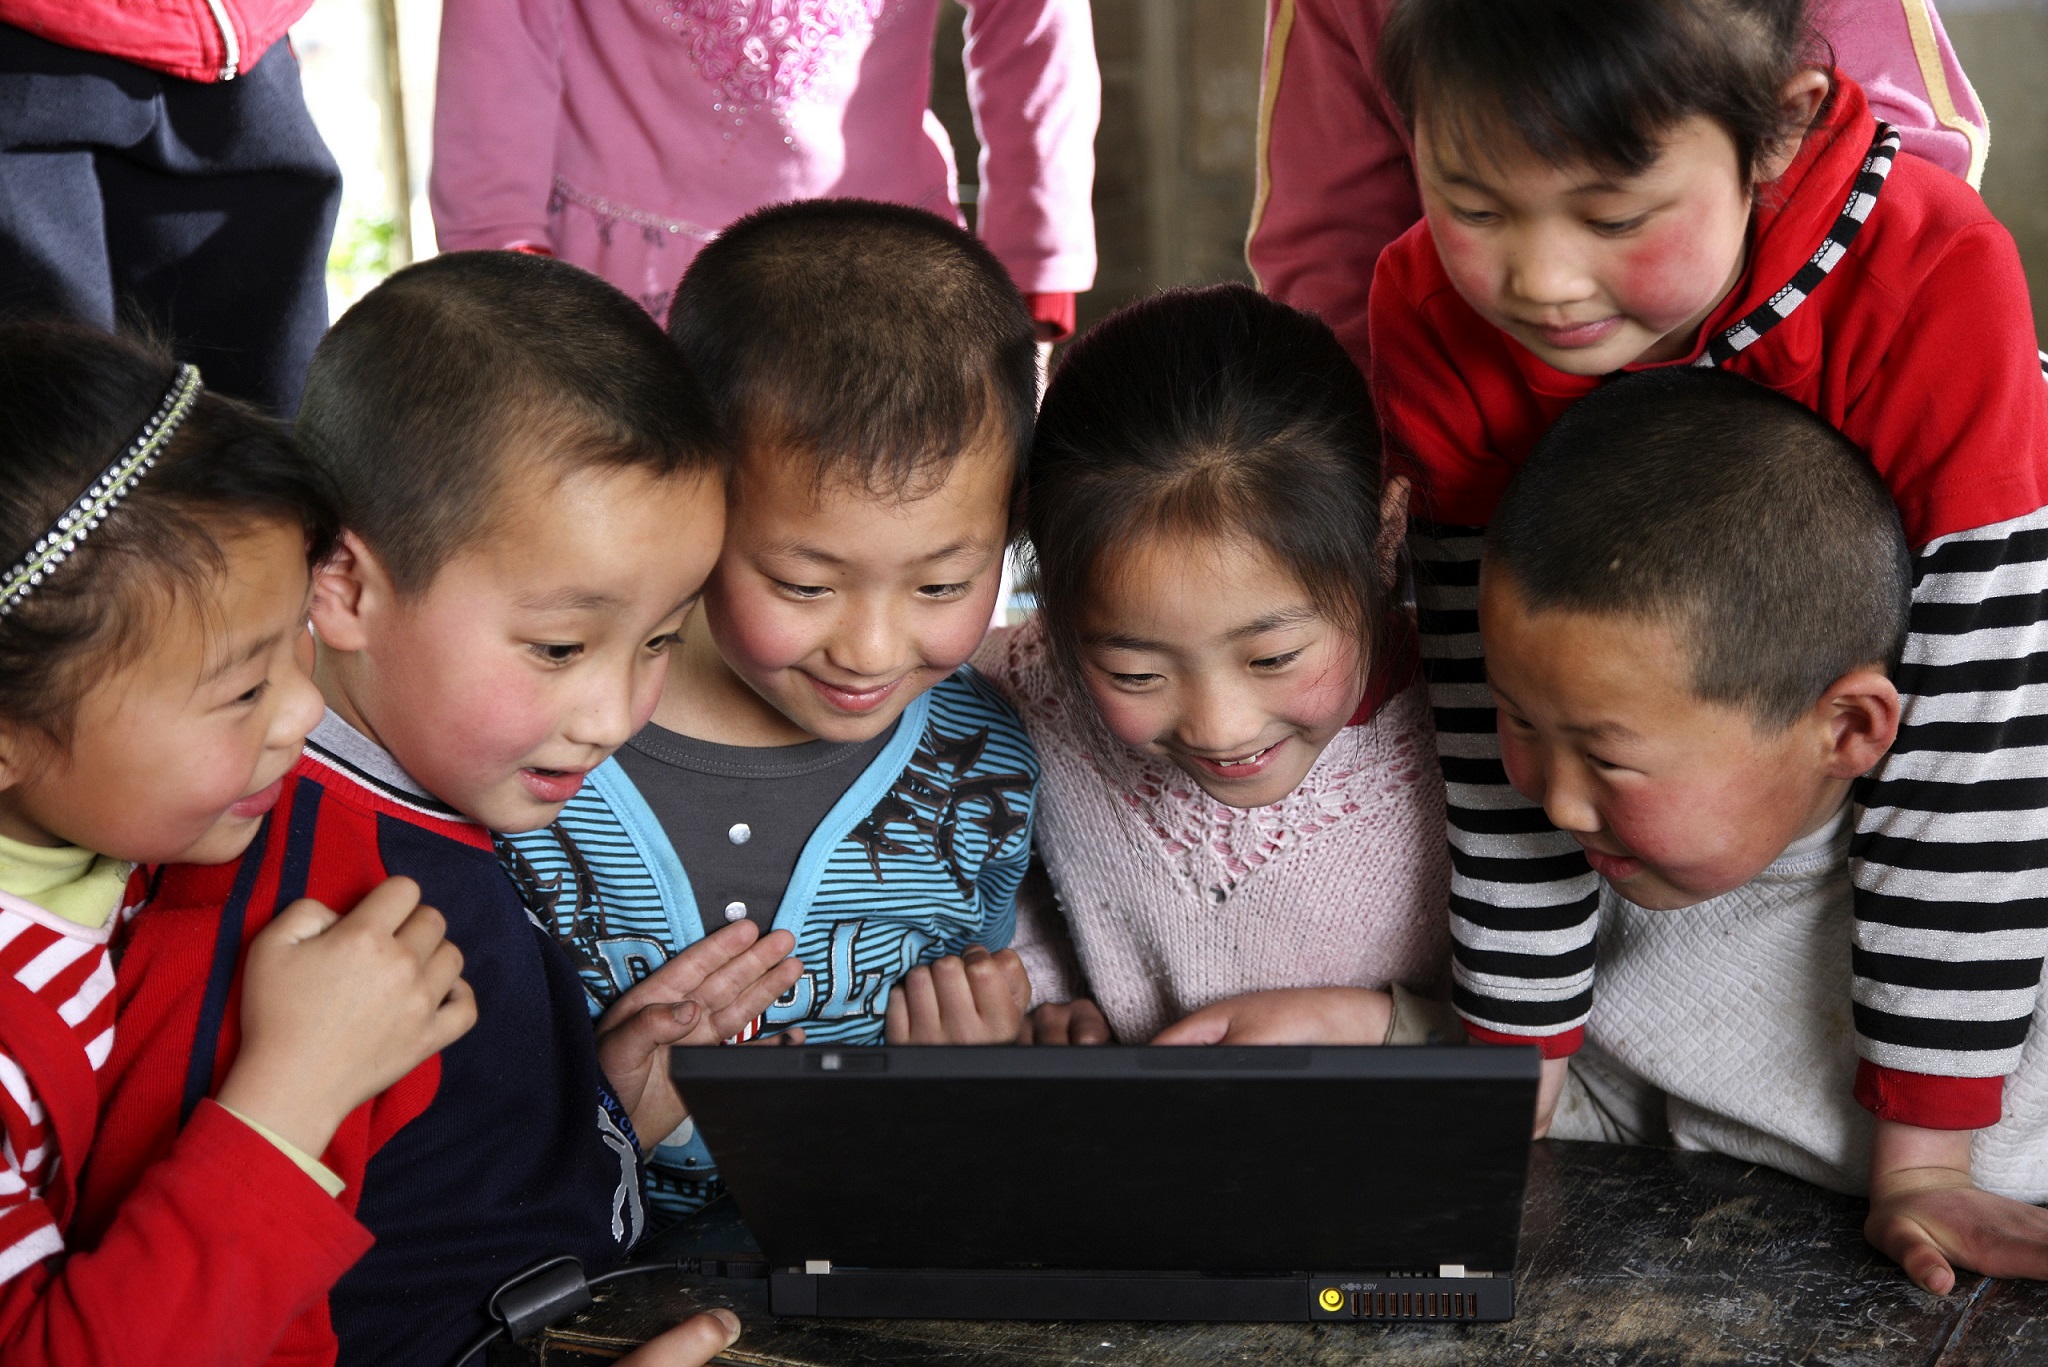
[1183,740,1285,779]
[1527,316,1623,348]
[228,777,284,820]
[520,766,591,803]
[806,672,906,714]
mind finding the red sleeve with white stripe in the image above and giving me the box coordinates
[0,902,374,1365]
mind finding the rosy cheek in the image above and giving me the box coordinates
[1607,211,1740,328]
[1426,214,1505,308]
[1081,684,1163,752]
[922,601,1000,673]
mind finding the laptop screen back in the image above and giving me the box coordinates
[669,1045,1538,1274]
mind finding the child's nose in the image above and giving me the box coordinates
[1505,226,1595,307]
[564,670,639,751]
[827,600,903,678]
[1538,759,1604,836]
[1177,682,1261,754]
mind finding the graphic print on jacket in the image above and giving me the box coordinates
[500,668,1039,1220]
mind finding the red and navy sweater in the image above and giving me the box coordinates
[67,713,643,1367]
[1370,75,2048,1131]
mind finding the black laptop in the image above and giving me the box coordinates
[667,1043,1539,1323]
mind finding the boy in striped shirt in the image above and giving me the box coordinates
[505,201,1043,1224]
[1482,369,2048,1291]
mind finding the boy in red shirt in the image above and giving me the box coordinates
[71,252,790,1366]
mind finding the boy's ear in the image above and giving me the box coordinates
[1756,68,1833,184]
[310,531,393,653]
[1377,476,1412,585]
[1818,666,1901,781]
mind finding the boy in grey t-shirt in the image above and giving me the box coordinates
[1477,368,2048,1295]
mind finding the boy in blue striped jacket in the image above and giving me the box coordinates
[503,200,1042,1223]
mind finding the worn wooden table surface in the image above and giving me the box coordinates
[503,1140,2048,1366]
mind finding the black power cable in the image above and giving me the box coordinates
[450,1254,702,1367]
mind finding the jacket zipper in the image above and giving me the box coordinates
[203,0,241,79]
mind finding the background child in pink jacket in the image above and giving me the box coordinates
[1246,0,1987,373]
[430,0,1099,337]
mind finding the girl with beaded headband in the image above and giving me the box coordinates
[0,321,479,1361]
[971,284,1454,1051]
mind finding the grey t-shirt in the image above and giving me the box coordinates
[615,719,897,934]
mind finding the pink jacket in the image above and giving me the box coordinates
[431,0,1099,319]
[0,0,311,81]
[1246,0,1990,374]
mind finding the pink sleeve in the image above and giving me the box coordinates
[1245,0,1415,375]
[428,0,570,254]
[1816,0,1988,187]
[959,0,1100,294]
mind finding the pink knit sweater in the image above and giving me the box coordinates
[431,0,1100,317]
[974,619,1452,1043]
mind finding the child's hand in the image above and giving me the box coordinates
[1151,987,1393,1046]
[216,877,476,1161]
[1866,1119,2048,1294]
[1533,1056,1570,1138]
[884,946,1030,1044]
[595,920,804,1148]
[1026,997,1112,1045]
[614,1308,741,1366]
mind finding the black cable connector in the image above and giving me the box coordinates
[450,1254,699,1367]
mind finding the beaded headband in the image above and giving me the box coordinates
[0,363,203,618]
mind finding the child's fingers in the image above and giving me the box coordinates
[600,1000,709,1080]
[613,921,767,1015]
[885,988,910,1044]
[959,950,1020,1031]
[704,954,806,1042]
[689,932,804,1020]
[389,901,455,965]
[931,955,985,1032]
[1867,1210,1958,1295]
[420,936,467,1004]
[1068,1000,1112,1045]
[338,877,426,935]
[991,948,1031,1013]
[615,1308,741,1367]
[426,976,480,1051]
[1932,1188,2048,1282]
[896,964,942,1042]
[260,896,344,946]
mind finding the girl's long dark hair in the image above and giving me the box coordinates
[1381,0,1824,182]
[0,320,338,740]
[1025,284,1395,683]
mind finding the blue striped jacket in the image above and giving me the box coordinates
[500,668,1039,1222]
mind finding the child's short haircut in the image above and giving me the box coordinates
[1381,0,1818,180]
[666,198,1036,500]
[0,321,338,741]
[297,251,721,595]
[1026,283,1396,677]
[1488,368,1908,727]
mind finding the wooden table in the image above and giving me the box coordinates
[504,1140,2048,1366]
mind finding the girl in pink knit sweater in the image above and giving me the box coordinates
[974,284,1451,1045]
[430,0,1098,336]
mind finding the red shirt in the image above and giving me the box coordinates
[1369,77,2048,549]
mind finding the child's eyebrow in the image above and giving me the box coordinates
[1223,607,1319,641]
[761,538,992,567]
[517,587,624,613]
[1562,718,1642,743]
[202,628,286,683]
